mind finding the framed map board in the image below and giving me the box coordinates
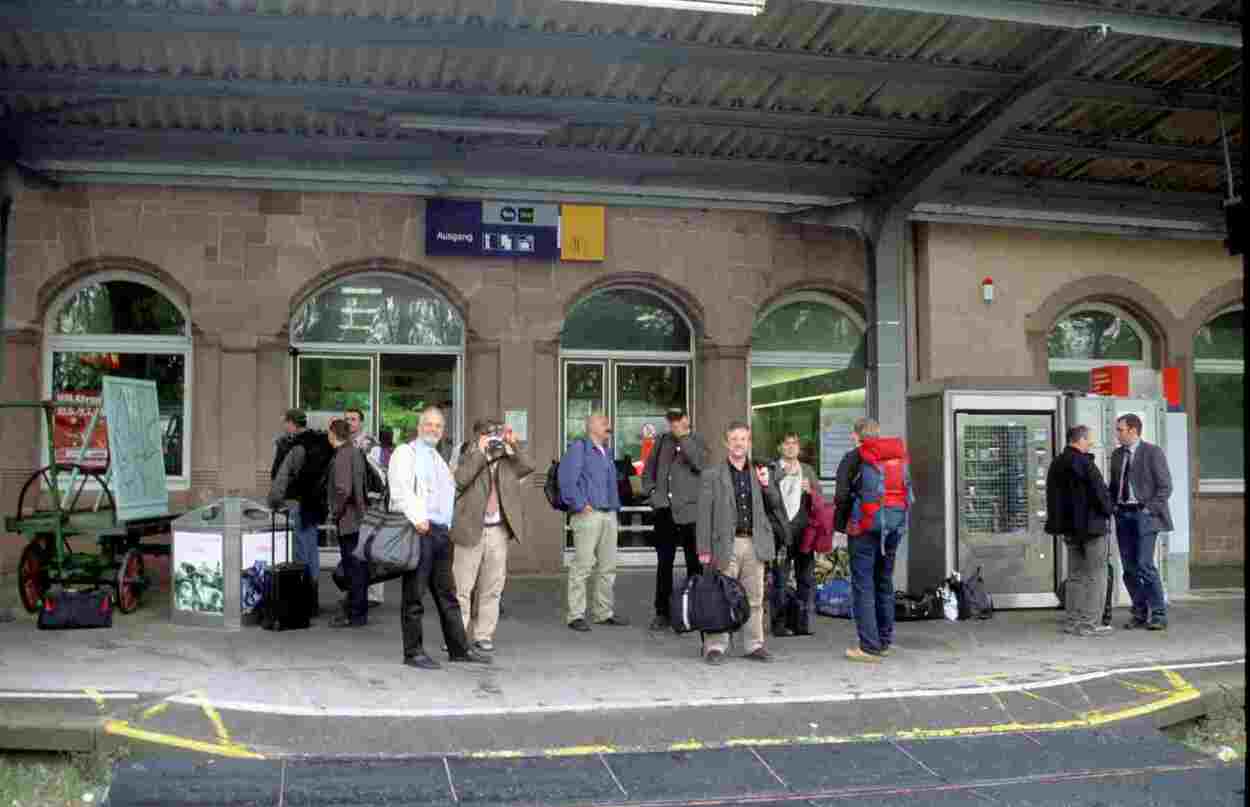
[102,376,170,521]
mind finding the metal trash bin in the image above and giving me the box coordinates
[170,496,291,629]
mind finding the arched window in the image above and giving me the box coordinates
[289,272,465,453]
[1194,305,1244,491]
[290,273,464,349]
[561,288,692,353]
[750,293,866,480]
[1048,303,1153,390]
[45,273,192,482]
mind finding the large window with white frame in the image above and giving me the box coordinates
[1194,305,1243,493]
[44,273,192,485]
[1048,303,1153,391]
[750,292,866,483]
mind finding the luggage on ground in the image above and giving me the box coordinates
[815,577,852,619]
[670,571,751,635]
[895,590,941,621]
[37,587,113,630]
[956,567,994,620]
[262,509,312,632]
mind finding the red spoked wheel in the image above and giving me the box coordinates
[17,539,49,613]
[115,548,145,614]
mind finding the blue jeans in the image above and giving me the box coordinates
[289,503,321,582]
[1116,509,1166,623]
[848,509,906,653]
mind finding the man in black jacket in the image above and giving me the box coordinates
[269,408,334,617]
[1045,425,1113,637]
[641,407,706,632]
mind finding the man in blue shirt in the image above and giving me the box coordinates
[390,406,489,669]
[559,412,630,632]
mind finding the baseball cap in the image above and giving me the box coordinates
[664,407,688,421]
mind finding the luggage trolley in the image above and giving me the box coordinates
[3,400,174,614]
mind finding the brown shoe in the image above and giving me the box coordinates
[846,647,883,663]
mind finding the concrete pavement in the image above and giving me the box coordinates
[0,571,1242,758]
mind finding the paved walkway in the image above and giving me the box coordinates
[0,572,1242,758]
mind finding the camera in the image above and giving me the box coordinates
[485,427,507,459]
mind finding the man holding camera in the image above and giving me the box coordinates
[641,407,706,632]
[451,418,533,653]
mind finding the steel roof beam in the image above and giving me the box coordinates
[14,124,874,195]
[813,0,1241,49]
[1000,132,1237,166]
[884,26,1111,211]
[1051,79,1242,112]
[0,68,956,143]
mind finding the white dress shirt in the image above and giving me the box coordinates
[388,440,456,528]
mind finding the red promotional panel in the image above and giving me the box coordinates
[1161,367,1182,411]
[52,390,110,470]
[1090,365,1130,397]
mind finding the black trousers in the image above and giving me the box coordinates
[770,548,816,633]
[653,507,702,618]
[337,532,368,624]
[401,525,469,659]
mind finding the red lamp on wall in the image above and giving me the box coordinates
[981,276,995,304]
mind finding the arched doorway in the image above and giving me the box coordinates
[749,292,866,487]
[289,271,465,456]
[559,286,694,563]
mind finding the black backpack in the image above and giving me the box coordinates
[362,450,388,506]
[546,439,588,512]
[670,572,752,635]
[958,567,994,620]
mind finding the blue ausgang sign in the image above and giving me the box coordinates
[425,199,560,259]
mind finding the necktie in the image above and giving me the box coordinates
[485,465,500,522]
[1120,450,1132,503]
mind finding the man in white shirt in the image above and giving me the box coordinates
[389,405,490,669]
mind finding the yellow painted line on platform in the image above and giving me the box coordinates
[141,702,169,720]
[186,690,233,745]
[453,671,1203,760]
[1118,680,1166,695]
[103,720,265,760]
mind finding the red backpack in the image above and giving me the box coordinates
[846,436,912,537]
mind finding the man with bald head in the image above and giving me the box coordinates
[558,412,630,632]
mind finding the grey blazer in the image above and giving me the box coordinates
[641,431,707,524]
[1108,440,1174,532]
[696,460,781,565]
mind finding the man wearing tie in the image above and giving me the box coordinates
[1108,413,1173,632]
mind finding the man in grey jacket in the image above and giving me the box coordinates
[1108,413,1173,631]
[642,407,706,631]
[696,420,784,664]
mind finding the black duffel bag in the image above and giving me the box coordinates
[352,507,422,581]
[670,571,751,635]
[37,587,114,630]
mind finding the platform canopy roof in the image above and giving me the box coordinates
[0,0,1242,234]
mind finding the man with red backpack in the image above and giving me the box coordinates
[833,417,913,662]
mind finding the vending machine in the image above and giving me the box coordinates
[907,381,1064,608]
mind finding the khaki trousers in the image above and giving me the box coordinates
[705,536,766,654]
[566,510,618,623]
[452,525,510,643]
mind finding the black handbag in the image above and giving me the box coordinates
[37,587,114,630]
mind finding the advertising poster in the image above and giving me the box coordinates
[819,405,861,480]
[102,376,169,521]
[173,531,224,614]
[53,390,110,468]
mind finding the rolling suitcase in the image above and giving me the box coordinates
[261,508,312,632]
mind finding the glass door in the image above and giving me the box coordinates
[378,354,459,458]
[560,359,690,555]
[295,354,375,432]
[955,411,1058,607]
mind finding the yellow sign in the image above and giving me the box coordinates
[560,204,605,262]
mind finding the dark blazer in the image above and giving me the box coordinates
[1044,446,1111,540]
[1108,440,1174,532]
[696,460,783,565]
[641,431,708,524]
